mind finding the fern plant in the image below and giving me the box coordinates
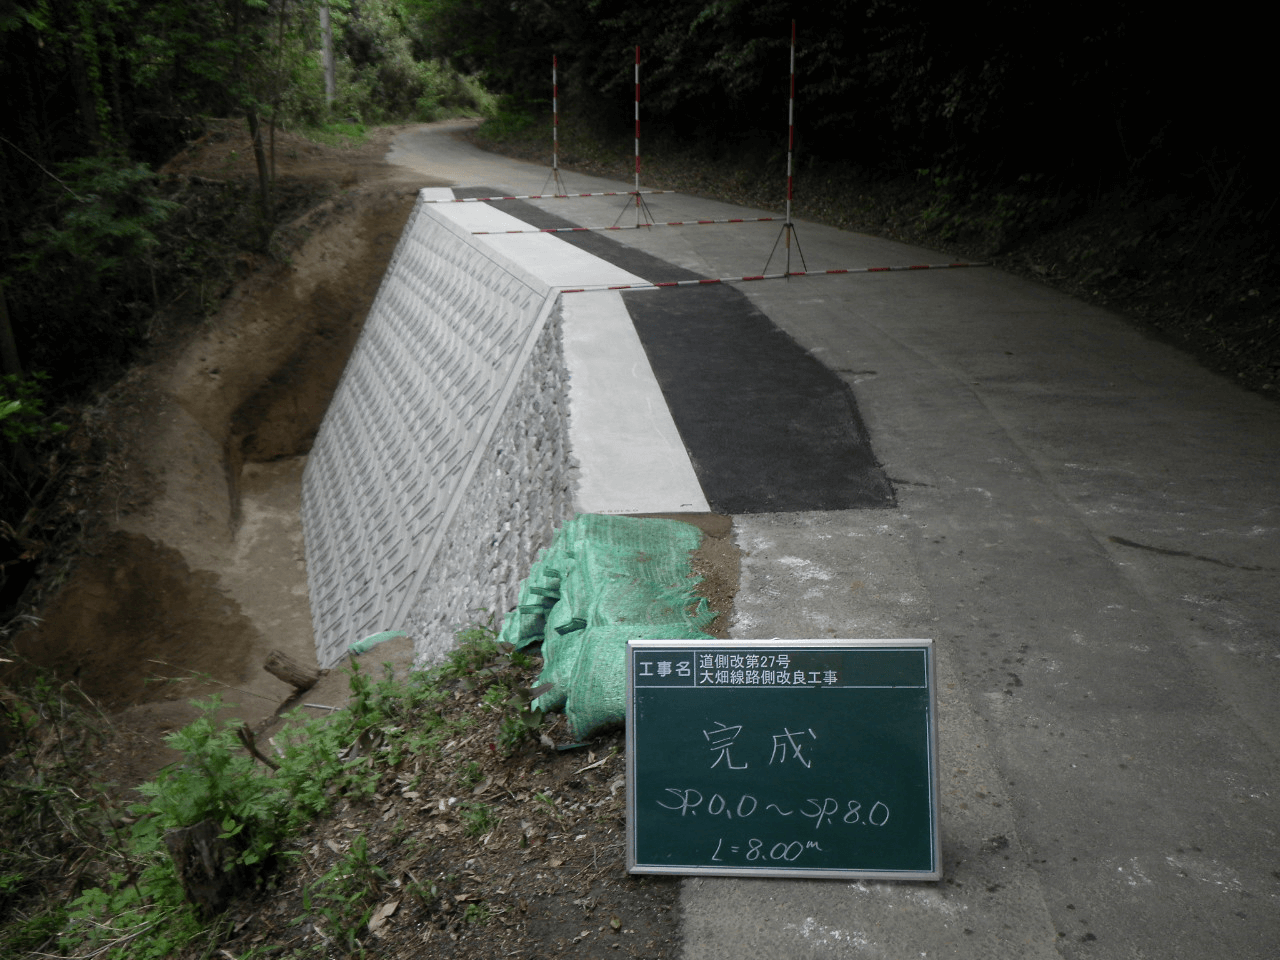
[136,697,286,870]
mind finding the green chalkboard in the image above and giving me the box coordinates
[626,640,940,880]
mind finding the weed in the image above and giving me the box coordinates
[333,658,453,770]
[443,612,502,680]
[0,372,68,444]
[0,675,121,956]
[496,680,552,756]
[459,802,499,838]
[462,902,491,925]
[10,615,526,956]
[405,879,439,906]
[334,834,388,897]
[2,907,66,954]
[481,684,510,710]
[137,696,286,869]
[508,647,536,670]
[475,101,538,141]
[298,834,387,955]
[497,714,530,754]
[456,760,484,788]
[443,613,551,767]
[302,121,369,147]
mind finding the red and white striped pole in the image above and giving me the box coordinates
[552,54,561,190]
[634,46,642,220]
[764,22,806,274]
[785,20,796,271]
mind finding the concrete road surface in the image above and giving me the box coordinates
[389,121,1279,959]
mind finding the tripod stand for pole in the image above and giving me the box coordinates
[540,165,570,196]
[612,190,657,228]
[612,45,655,228]
[763,220,808,276]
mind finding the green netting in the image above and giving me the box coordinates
[349,630,407,655]
[499,514,716,739]
[562,621,711,739]
[500,553,563,646]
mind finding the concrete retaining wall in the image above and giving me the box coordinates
[302,189,644,668]
[302,193,564,667]
[403,307,575,655]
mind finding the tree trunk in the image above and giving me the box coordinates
[163,819,249,917]
[245,110,272,245]
[0,287,22,378]
[66,7,104,150]
[320,4,336,108]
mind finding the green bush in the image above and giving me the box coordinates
[15,156,179,378]
[279,10,496,129]
[0,372,66,445]
[136,697,287,869]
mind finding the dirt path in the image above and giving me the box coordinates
[14,123,451,783]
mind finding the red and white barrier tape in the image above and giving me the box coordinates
[472,216,782,235]
[419,190,674,204]
[559,262,989,293]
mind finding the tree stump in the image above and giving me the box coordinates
[163,819,249,917]
[263,649,320,693]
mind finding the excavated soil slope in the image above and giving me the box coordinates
[13,123,446,781]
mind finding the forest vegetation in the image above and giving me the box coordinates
[0,0,494,614]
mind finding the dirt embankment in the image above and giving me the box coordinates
[10,123,448,782]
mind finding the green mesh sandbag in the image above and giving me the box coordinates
[564,623,712,740]
[509,514,716,737]
[530,567,588,711]
[499,612,522,647]
[502,552,565,648]
[532,622,583,713]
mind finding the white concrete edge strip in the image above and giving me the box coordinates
[419,186,709,517]
[562,291,710,514]
[422,188,649,290]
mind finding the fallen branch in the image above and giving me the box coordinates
[263,650,320,693]
[235,724,279,771]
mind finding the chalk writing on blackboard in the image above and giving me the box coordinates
[770,727,816,766]
[703,722,748,769]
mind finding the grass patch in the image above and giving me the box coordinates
[299,120,370,147]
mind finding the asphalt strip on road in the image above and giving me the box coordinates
[454,188,895,514]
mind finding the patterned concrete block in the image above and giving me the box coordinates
[303,197,553,666]
[302,192,644,668]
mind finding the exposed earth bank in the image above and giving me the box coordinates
[11,123,442,783]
